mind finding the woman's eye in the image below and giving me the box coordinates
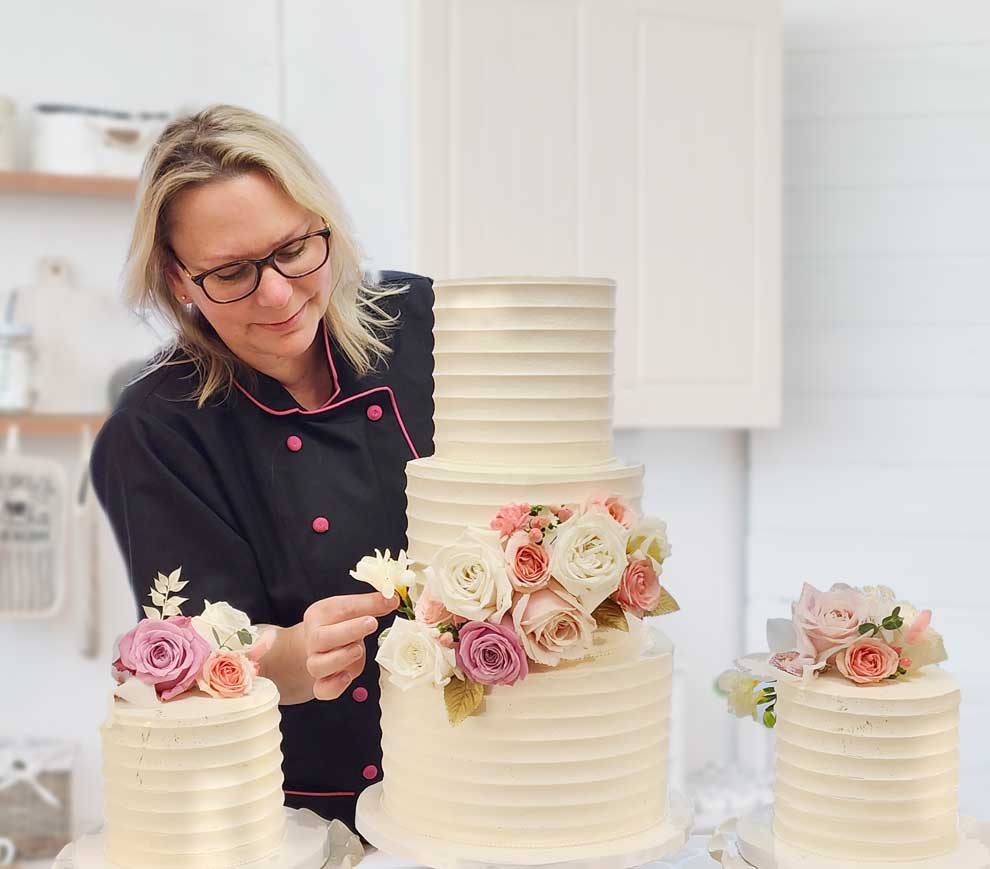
[214,264,252,283]
[278,242,306,260]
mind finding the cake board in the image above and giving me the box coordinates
[54,807,364,869]
[355,783,693,869]
[707,809,990,869]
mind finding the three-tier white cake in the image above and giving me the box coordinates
[355,277,692,867]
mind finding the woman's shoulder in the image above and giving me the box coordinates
[372,270,434,318]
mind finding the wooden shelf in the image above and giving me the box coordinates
[0,414,107,435]
[0,170,138,198]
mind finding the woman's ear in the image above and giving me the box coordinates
[164,258,192,305]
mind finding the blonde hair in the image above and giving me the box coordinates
[123,104,406,406]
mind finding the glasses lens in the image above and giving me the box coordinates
[203,262,258,302]
[274,233,329,277]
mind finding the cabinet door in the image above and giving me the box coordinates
[412,0,781,427]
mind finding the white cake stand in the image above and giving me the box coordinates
[707,809,990,869]
[53,807,364,869]
[355,783,694,869]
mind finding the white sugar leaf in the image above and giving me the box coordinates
[154,575,168,594]
[142,606,162,620]
[171,581,188,592]
[162,603,182,617]
[150,590,166,607]
[167,567,182,589]
[168,596,188,610]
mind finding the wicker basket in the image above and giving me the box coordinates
[0,740,73,859]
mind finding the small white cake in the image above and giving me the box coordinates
[100,677,286,868]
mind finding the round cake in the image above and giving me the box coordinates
[772,668,961,862]
[378,623,673,848]
[100,677,286,868]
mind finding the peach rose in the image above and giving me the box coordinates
[511,580,596,666]
[198,651,256,698]
[505,531,552,593]
[584,495,636,529]
[835,638,900,684]
[614,558,661,617]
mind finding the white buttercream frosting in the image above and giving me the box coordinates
[773,668,961,862]
[100,677,286,868]
[379,623,673,848]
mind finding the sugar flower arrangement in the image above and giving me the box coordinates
[716,583,947,728]
[111,568,274,705]
[350,494,678,725]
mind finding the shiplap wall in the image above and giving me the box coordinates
[747,0,990,812]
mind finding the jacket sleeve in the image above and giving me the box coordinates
[90,407,275,624]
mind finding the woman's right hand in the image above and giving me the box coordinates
[302,591,399,700]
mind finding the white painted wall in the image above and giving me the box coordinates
[0,2,745,842]
[747,0,990,816]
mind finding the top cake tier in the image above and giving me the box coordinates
[431,277,616,468]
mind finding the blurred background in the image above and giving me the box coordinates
[2,0,989,863]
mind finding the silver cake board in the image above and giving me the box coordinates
[55,807,363,869]
[355,784,693,869]
[708,808,990,869]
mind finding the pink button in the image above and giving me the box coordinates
[312,516,330,533]
[366,404,383,421]
[286,435,303,452]
[362,765,379,781]
[351,686,369,703]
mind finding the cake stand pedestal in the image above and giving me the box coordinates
[53,807,363,869]
[707,809,990,869]
[355,784,694,869]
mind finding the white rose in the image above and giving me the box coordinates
[192,600,257,651]
[375,617,457,691]
[427,527,513,623]
[626,517,672,569]
[550,511,629,611]
[349,548,417,599]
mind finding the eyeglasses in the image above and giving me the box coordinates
[171,223,332,304]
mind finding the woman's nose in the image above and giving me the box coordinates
[254,265,294,308]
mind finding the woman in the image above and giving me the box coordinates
[90,104,434,830]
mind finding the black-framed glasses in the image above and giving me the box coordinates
[172,223,332,304]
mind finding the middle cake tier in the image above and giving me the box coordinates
[404,456,644,561]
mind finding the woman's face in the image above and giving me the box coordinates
[165,170,331,369]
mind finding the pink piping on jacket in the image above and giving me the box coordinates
[283,788,356,798]
[233,322,421,460]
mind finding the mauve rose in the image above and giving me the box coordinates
[198,651,256,698]
[835,637,901,684]
[490,502,532,538]
[505,531,552,593]
[792,583,870,662]
[117,616,212,701]
[614,558,661,617]
[512,580,596,666]
[455,619,529,686]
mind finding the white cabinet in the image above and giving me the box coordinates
[411,0,781,428]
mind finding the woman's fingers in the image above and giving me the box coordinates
[312,653,367,700]
[306,641,366,681]
[306,615,379,657]
[304,591,399,632]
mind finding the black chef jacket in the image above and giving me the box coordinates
[90,270,434,830]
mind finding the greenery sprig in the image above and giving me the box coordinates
[858,606,904,638]
[759,685,777,728]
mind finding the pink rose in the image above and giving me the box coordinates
[116,616,212,701]
[511,580,596,666]
[455,619,529,686]
[505,531,552,593]
[556,506,575,522]
[614,558,661,617]
[584,495,636,530]
[835,638,901,684]
[792,583,870,662]
[905,609,932,645]
[198,651,256,698]
[490,502,532,538]
[415,584,459,626]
